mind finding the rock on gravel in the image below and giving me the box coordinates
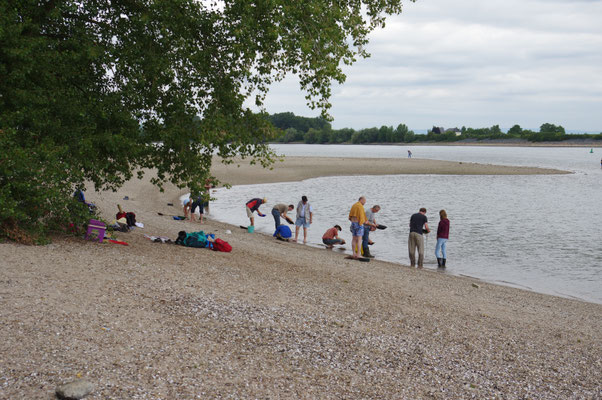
[56,379,94,399]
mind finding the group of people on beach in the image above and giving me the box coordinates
[245,196,313,243]
[407,206,449,268]
[243,194,451,268]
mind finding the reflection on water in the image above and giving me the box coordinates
[208,145,602,304]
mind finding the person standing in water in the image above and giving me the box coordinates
[362,205,380,258]
[294,195,313,243]
[435,209,450,268]
[349,196,368,259]
[408,207,430,268]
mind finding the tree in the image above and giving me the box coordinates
[394,123,409,142]
[301,128,314,144]
[280,128,302,143]
[490,124,502,136]
[540,123,566,135]
[270,112,302,132]
[377,126,393,142]
[317,127,332,144]
[507,124,522,137]
[331,128,355,143]
[0,0,414,240]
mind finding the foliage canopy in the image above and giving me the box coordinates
[269,113,602,144]
[0,0,413,240]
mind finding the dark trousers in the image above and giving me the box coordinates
[362,225,371,254]
[191,200,207,214]
[272,208,281,230]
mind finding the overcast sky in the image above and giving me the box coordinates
[256,0,602,132]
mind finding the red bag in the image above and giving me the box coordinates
[212,238,232,252]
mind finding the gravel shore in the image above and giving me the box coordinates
[1,157,598,399]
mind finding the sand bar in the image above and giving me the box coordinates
[0,157,597,399]
[211,156,568,186]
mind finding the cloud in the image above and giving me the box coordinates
[258,0,602,132]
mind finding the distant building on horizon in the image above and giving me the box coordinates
[445,127,462,136]
[430,126,461,136]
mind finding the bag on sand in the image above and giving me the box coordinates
[125,212,136,227]
[176,231,208,248]
[273,225,292,240]
[212,238,232,252]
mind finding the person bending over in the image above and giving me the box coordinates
[245,197,267,227]
[190,195,208,223]
[362,205,380,258]
[272,203,294,230]
[183,197,192,219]
[322,225,345,248]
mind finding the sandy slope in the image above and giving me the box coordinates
[0,157,599,399]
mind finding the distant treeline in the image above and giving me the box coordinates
[266,112,602,143]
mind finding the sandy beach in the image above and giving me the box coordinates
[211,156,568,186]
[0,157,599,399]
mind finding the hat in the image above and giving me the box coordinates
[262,197,267,203]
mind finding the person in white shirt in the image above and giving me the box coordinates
[293,195,313,243]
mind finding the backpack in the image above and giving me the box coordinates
[185,231,207,248]
[125,212,136,227]
[273,225,292,239]
[212,238,232,252]
[176,231,214,248]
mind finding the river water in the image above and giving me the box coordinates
[205,144,602,304]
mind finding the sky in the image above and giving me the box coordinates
[254,0,602,133]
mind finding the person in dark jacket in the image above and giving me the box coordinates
[435,209,450,267]
[408,207,430,268]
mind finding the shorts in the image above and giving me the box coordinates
[350,222,364,237]
[323,238,343,245]
[295,217,310,228]
[246,206,254,218]
[191,200,206,214]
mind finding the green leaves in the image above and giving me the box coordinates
[1,0,412,241]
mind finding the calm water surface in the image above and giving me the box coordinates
[207,145,602,304]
